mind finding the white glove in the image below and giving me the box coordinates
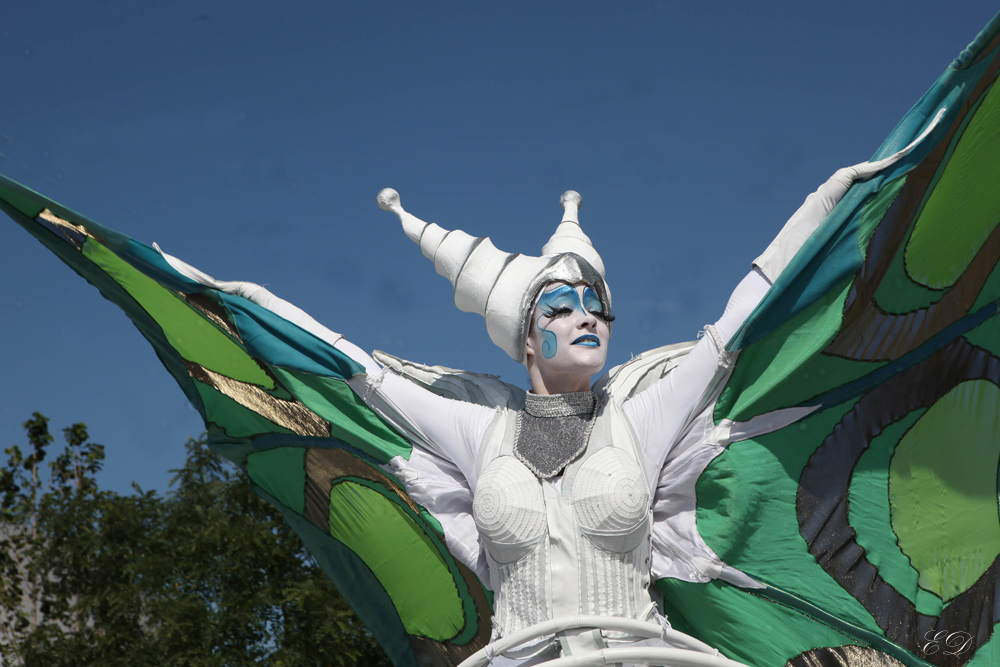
[831,106,947,188]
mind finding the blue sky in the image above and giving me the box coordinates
[1,1,996,494]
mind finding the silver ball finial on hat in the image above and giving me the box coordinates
[560,190,582,211]
[376,188,428,245]
[376,187,402,214]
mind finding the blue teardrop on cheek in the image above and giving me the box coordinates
[541,330,557,359]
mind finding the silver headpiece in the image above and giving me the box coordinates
[376,189,612,363]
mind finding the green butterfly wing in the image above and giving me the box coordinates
[659,13,1000,667]
[0,176,491,667]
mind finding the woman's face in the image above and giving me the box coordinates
[525,282,610,387]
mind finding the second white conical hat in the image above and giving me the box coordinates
[377,188,611,363]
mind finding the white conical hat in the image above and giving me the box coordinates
[377,188,612,362]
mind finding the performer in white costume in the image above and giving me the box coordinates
[159,122,939,665]
[329,190,796,665]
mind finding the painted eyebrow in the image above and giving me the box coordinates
[540,284,577,298]
[538,285,580,308]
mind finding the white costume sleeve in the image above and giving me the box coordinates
[337,342,497,488]
[624,173,852,484]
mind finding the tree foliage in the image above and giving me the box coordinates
[0,413,389,667]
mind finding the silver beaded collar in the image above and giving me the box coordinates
[523,391,596,418]
[515,391,598,479]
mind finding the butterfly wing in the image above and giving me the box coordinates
[657,13,1000,667]
[0,178,492,667]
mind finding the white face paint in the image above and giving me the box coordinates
[525,282,611,391]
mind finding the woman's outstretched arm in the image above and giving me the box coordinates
[623,167,858,484]
[336,338,496,486]
[155,246,495,485]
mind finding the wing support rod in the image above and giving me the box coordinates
[456,615,749,667]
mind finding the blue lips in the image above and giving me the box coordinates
[572,334,600,347]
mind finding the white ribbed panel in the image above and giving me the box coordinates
[493,543,548,634]
[578,534,636,618]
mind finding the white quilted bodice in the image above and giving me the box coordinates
[473,403,654,638]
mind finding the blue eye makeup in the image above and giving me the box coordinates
[534,285,611,360]
[583,287,602,314]
[584,287,614,322]
[537,285,581,315]
[537,285,610,319]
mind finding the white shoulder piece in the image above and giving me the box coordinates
[593,341,698,402]
[373,350,526,410]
